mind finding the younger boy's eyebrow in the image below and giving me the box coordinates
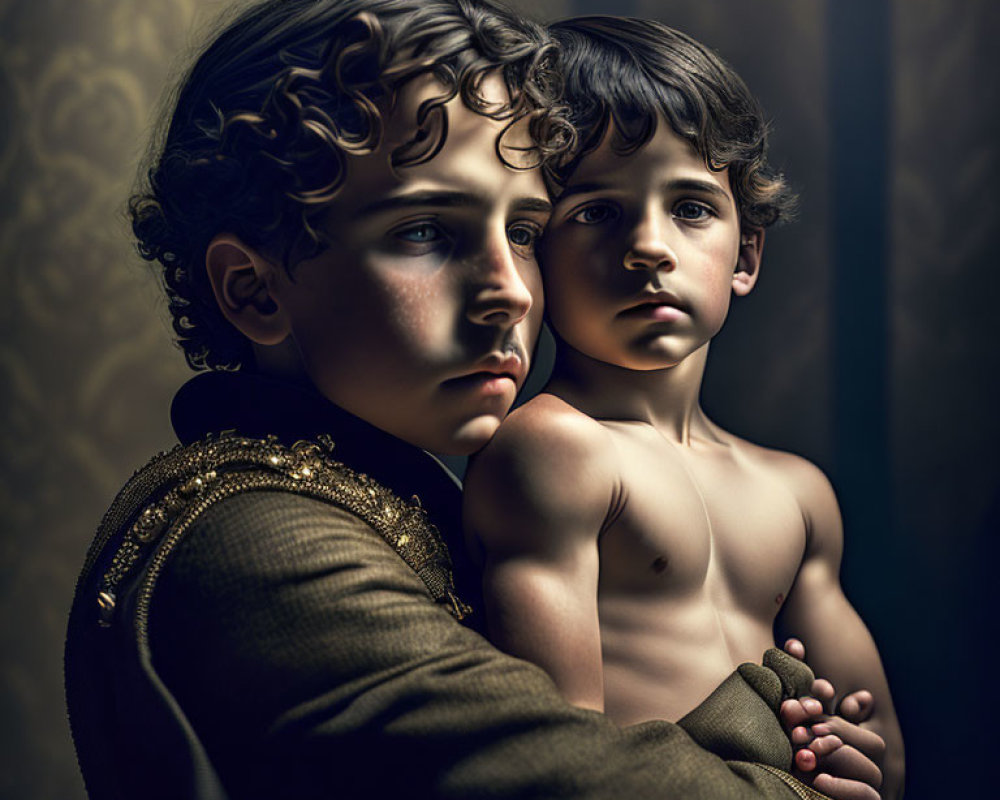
[555,181,611,202]
[556,178,730,203]
[663,178,730,200]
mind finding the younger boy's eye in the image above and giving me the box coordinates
[571,203,619,225]
[673,201,713,221]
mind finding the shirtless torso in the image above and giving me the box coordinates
[465,386,833,725]
[556,399,809,724]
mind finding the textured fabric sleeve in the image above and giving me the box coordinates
[150,491,813,799]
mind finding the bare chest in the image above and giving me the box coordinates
[598,428,805,620]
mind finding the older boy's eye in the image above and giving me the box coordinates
[508,222,542,251]
[674,201,713,221]
[395,222,443,242]
[571,203,619,225]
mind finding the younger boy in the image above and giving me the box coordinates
[464,16,904,799]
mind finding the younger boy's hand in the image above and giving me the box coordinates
[781,694,884,795]
[780,639,885,799]
[837,689,875,723]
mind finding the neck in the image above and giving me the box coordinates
[547,343,713,445]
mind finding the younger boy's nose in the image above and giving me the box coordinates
[465,235,534,327]
[624,211,676,273]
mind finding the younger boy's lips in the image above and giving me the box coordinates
[620,290,689,321]
[620,302,687,322]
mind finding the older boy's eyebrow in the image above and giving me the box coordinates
[350,190,551,220]
[511,197,553,215]
[350,190,485,218]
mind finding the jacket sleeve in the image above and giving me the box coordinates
[150,490,822,799]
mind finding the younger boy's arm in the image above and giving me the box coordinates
[776,459,905,799]
[463,401,615,713]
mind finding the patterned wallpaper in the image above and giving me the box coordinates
[0,0,995,797]
[0,3,233,796]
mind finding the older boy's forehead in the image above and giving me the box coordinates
[331,75,548,217]
[381,71,512,147]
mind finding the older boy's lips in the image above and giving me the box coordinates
[442,372,517,396]
[441,353,524,395]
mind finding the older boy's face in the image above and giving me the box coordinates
[540,122,745,371]
[267,76,549,454]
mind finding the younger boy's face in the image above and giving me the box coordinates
[263,76,549,454]
[540,121,753,371]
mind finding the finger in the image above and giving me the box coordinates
[783,638,806,660]
[810,678,836,712]
[791,725,813,747]
[813,773,880,800]
[812,717,886,760]
[808,734,843,757]
[801,697,825,717]
[838,690,875,723]
[780,698,825,730]
[795,747,817,772]
[781,699,810,730]
[816,745,883,789]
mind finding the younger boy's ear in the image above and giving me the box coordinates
[205,234,291,346]
[733,227,765,297]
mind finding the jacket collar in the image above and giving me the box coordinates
[170,371,483,624]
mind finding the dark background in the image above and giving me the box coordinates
[0,0,995,797]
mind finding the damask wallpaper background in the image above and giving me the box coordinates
[1,2,217,797]
[0,1,995,797]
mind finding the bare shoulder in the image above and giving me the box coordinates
[730,436,842,535]
[487,392,612,460]
[464,393,618,552]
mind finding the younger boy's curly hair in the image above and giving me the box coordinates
[131,0,572,371]
[547,16,796,229]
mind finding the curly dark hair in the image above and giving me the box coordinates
[131,0,573,371]
[547,16,796,228]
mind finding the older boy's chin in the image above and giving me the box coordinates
[435,412,507,456]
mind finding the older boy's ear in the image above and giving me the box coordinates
[205,234,291,346]
[733,227,765,297]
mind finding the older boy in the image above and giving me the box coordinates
[465,16,903,799]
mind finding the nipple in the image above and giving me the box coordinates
[651,556,669,574]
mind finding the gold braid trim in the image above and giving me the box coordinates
[751,763,834,799]
[86,434,471,637]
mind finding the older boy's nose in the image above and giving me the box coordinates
[465,235,534,326]
[624,211,676,272]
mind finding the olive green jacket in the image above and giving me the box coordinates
[65,373,828,799]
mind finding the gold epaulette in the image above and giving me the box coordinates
[79,433,471,642]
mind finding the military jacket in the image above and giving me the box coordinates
[65,372,829,799]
